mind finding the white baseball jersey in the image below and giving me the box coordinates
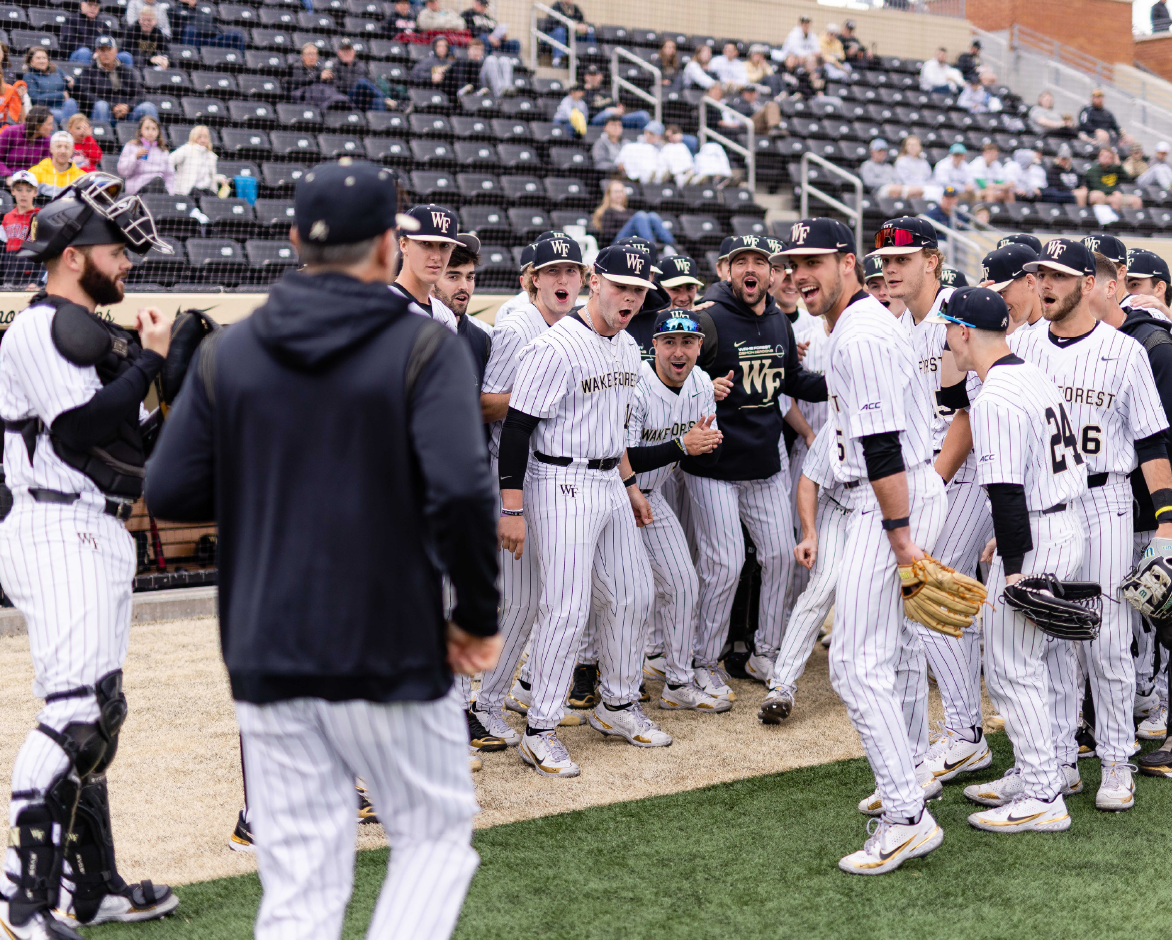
[825,292,935,484]
[495,288,532,324]
[801,419,850,506]
[793,318,830,432]
[626,360,717,493]
[390,283,458,333]
[481,302,552,458]
[1010,322,1169,475]
[909,286,956,452]
[971,357,1089,509]
[896,308,914,334]
[511,311,641,460]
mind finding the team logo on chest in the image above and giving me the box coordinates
[77,532,98,550]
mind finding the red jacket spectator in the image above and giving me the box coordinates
[65,113,103,172]
[3,206,37,252]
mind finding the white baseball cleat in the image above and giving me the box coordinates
[588,702,673,746]
[968,794,1071,833]
[922,727,992,781]
[2,901,86,940]
[838,810,943,875]
[758,688,795,724]
[469,746,482,772]
[518,729,580,777]
[1138,705,1168,741]
[505,678,531,714]
[659,682,732,712]
[1096,762,1136,811]
[858,762,941,816]
[470,703,520,746]
[1135,686,1161,719]
[642,652,667,680]
[744,652,774,684]
[694,666,735,703]
[1062,762,1083,795]
[963,766,1024,807]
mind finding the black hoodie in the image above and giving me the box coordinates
[1118,306,1172,531]
[145,270,498,705]
[683,280,826,481]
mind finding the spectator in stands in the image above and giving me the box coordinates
[794,54,827,99]
[82,38,158,125]
[1,171,40,286]
[956,39,982,83]
[684,44,717,90]
[894,135,942,200]
[467,38,513,97]
[0,68,25,127]
[745,44,777,93]
[1085,145,1142,210]
[1154,0,1171,33]
[65,112,101,173]
[710,42,749,90]
[417,0,464,32]
[552,83,587,135]
[592,178,675,246]
[1042,142,1088,205]
[23,48,78,127]
[30,131,86,197]
[693,139,732,183]
[125,0,171,38]
[545,0,593,68]
[1137,140,1172,188]
[174,0,246,53]
[700,84,744,132]
[957,74,999,113]
[839,20,870,65]
[0,106,54,180]
[117,114,173,194]
[583,65,649,129]
[658,124,696,185]
[654,39,681,88]
[920,47,963,94]
[0,44,15,87]
[859,138,898,197]
[409,37,469,101]
[170,124,226,196]
[63,0,131,67]
[925,185,970,230]
[778,15,819,62]
[1012,146,1047,200]
[968,141,1014,202]
[384,0,417,36]
[124,7,170,70]
[1078,89,1121,140]
[776,53,801,94]
[819,24,849,79]
[616,121,665,183]
[462,0,519,55]
[1124,141,1149,179]
[328,38,390,112]
[730,84,781,135]
[933,142,976,198]
[1028,91,1066,135]
[592,115,622,172]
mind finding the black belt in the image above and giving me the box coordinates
[29,487,135,522]
[1088,473,1109,488]
[533,452,621,471]
[842,457,932,490]
[1041,502,1067,514]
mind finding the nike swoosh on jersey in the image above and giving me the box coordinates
[1101,357,1117,361]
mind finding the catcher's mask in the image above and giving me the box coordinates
[19,173,172,262]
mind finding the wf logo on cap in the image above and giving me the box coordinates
[743,235,760,248]
[430,211,451,233]
[790,222,810,244]
[1045,241,1066,259]
[980,264,990,283]
[1085,236,1101,253]
[550,239,570,257]
[625,252,645,274]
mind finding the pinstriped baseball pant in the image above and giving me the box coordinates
[236,695,479,940]
[1132,529,1161,698]
[643,469,695,659]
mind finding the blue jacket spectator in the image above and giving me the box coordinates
[62,0,132,66]
[22,48,78,126]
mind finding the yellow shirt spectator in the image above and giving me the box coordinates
[31,141,86,198]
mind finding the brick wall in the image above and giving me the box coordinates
[1135,34,1172,81]
[968,0,1133,67]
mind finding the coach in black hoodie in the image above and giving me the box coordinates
[682,234,827,693]
[145,160,498,937]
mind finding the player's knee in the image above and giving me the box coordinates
[37,670,127,777]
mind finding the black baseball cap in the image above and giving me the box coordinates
[997,233,1042,253]
[402,203,460,245]
[295,158,416,246]
[659,255,705,287]
[774,218,855,257]
[718,235,736,260]
[456,232,481,254]
[594,244,656,289]
[531,234,583,269]
[726,234,772,263]
[873,216,937,256]
[614,235,662,275]
[1126,248,1171,284]
[927,286,1009,331]
[863,252,885,281]
[653,310,704,337]
[940,265,968,288]
[518,242,536,271]
[1083,233,1127,265]
[1024,238,1096,277]
[981,244,1037,291]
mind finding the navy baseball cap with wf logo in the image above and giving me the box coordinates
[659,255,705,288]
[594,245,657,289]
[1082,233,1127,265]
[726,234,772,263]
[997,232,1042,253]
[926,286,1009,331]
[774,218,855,257]
[532,235,583,269]
[1024,238,1096,277]
[980,244,1037,291]
[402,204,461,245]
[873,216,937,256]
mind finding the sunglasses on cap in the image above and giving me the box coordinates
[875,227,917,249]
[655,316,702,335]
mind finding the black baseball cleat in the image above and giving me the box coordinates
[467,709,508,752]
[639,681,650,703]
[567,662,600,709]
[758,688,794,724]
[1137,744,1172,778]
[1076,723,1097,760]
[229,809,254,852]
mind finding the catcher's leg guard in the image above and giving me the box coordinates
[64,773,128,921]
[7,770,80,926]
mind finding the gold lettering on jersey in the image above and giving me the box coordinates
[918,355,941,375]
[641,420,697,442]
[1058,386,1116,410]
[580,370,639,394]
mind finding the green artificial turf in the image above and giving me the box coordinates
[89,735,1172,940]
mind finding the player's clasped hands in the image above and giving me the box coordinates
[682,415,722,455]
[136,307,174,359]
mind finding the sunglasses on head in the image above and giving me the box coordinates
[875,227,918,249]
[658,317,701,334]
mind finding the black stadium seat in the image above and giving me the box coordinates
[461,206,511,242]
[410,170,458,204]
[456,173,504,205]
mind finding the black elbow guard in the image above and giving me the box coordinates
[860,431,905,482]
[936,379,970,411]
[1136,430,1170,465]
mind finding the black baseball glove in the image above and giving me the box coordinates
[160,309,220,405]
[1001,575,1102,641]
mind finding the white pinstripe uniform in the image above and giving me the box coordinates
[1011,321,1169,766]
[509,312,653,729]
[972,357,1088,800]
[0,303,139,895]
[1131,529,1169,706]
[625,359,718,686]
[769,420,853,693]
[826,292,946,821]
[474,302,551,718]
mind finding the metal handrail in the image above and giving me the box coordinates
[610,47,661,125]
[698,97,755,191]
[530,2,577,84]
[798,151,862,254]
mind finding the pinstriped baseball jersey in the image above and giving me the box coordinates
[897,309,914,333]
[825,292,935,484]
[389,283,458,333]
[1010,322,1169,474]
[971,358,1089,509]
[481,301,551,458]
[626,360,717,493]
[793,318,830,432]
[909,286,957,451]
[801,419,850,505]
[510,311,642,459]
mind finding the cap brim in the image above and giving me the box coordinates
[457,232,481,253]
[727,247,772,262]
[1022,260,1085,277]
[404,234,460,245]
[925,312,960,324]
[873,245,926,257]
[659,275,705,287]
[396,213,421,232]
[532,257,584,271]
[600,271,656,290]
[986,278,1015,292]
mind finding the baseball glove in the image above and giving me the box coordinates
[899,555,987,639]
[159,309,220,405]
[1001,575,1102,641]
[1121,547,1172,622]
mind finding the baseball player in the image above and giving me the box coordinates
[686,234,828,698]
[714,235,734,282]
[498,245,663,777]
[863,253,909,323]
[389,204,461,330]
[936,287,1088,832]
[1124,248,1171,320]
[494,232,574,327]
[781,218,947,875]
[998,233,1042,253]
[0,175,179,937]
[940,266,968,288]
[1012,237,1172,811]
[1083,234,1128,302]
[980,244,1043,332]
[472,234,590,742]
[658,255,707,310]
